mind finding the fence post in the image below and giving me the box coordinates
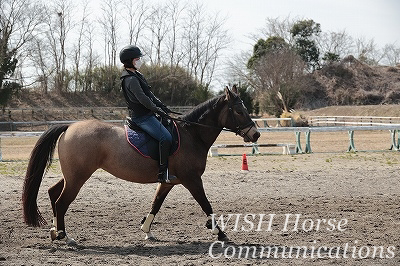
[252,142,260,155]
[305,131,312,153]
[0,138,2,161]
[389,130,399,151]
[295,132,303,153]
[347,130,357,152]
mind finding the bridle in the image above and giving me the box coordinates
[226,99,256,138]
[169,99,256,139]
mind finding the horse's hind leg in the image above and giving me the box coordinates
[51,177,87,245]
[48,179,64,240]
[49,179,64,218]
[141,183,174,240]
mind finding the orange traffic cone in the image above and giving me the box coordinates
[241,153,249,171]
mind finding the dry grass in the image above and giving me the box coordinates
[301,104,400,118]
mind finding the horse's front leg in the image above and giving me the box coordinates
[141,183,174,240]
[182,179,229,242]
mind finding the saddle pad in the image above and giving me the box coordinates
[124,122,180,159]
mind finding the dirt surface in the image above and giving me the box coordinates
[1,129,400,265]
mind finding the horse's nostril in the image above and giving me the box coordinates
[254,131,261,140]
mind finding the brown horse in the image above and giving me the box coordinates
[22,86,260,245]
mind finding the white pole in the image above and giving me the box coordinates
[0,138,2,161]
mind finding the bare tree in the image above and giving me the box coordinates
[97,0,121,93]
[99,0,120,67]
[382,43,400,66]
[71,0,89,93]
[181,3,202,79]
[146,2,170,65]
[181,3,230,87]
[228,43,306,113]
[0,0,44,52]
[317,30,354,62]
[355,37,384,65]
[198,13,229,87]
[254,16,296,45]
[0,0,44,89]
[42,0,74,92]
[27,37,54,94]
[123,0,149,46]
[82,23,99,92]
[165,0,187,69]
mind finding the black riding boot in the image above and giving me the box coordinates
[157,140,177,183]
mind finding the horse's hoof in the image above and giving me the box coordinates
[65,237,77,246]
[58,235,77,246]
[50,227,57,241]
[217,232,229,242]
[50,229,77,246]
[211,228,219,235]
[218,236,229,242]
[144,232,156,241]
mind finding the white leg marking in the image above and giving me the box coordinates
[141,213,155,233]
[208,215,219,235]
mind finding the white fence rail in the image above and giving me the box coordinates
[258,125,400,153]
[1,117,400,160]
[309,115,400,127]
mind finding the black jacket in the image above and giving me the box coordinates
[120,69,166,118]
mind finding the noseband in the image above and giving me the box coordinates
[227,100,256,139]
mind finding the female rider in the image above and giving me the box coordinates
[119,45,176,183]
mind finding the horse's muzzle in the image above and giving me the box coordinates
[242,126,261,143]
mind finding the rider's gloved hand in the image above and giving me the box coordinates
[156,107,169,118]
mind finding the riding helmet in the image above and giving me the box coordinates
[119,45,143,63]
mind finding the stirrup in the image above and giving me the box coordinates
[157,169,177,183]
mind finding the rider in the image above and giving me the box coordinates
[119,45,176,183]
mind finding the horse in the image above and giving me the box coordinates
[22,86,261,245]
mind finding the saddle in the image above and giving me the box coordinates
[125,117,180,160]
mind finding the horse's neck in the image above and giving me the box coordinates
[196,123,222,149]
[185,111,222,150]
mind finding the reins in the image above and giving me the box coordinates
[168,116,237,133]
[167,99,256,136]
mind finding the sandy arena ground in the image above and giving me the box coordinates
[0,130,400,265]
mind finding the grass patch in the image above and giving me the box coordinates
[0,161,28,176]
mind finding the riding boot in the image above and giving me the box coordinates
[157,140,177,183]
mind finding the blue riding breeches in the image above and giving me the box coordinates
[131,114,172,144]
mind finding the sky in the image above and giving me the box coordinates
[86,0,400,57]
[65,0,400,90]
[200,0,400,54]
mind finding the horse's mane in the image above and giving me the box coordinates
[181,95,224,123]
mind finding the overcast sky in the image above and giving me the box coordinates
[84,0,399,89]
[199,0,400,53]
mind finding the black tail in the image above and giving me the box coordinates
[22,125,69,227]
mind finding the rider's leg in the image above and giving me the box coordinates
[132,114,176,183]
[157,138,176,183]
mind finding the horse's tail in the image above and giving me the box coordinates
[22,124,69,227]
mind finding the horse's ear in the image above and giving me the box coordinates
[232,84,238,94]
[224,86,232,100]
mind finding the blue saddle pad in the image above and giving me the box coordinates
[124,122,180,160]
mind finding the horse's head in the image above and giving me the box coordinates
[219,85,260,143]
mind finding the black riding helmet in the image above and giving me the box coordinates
[119,45,143,64]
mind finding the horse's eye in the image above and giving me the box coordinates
[236,110,244,115]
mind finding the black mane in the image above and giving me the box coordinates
[181,95,224,123]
